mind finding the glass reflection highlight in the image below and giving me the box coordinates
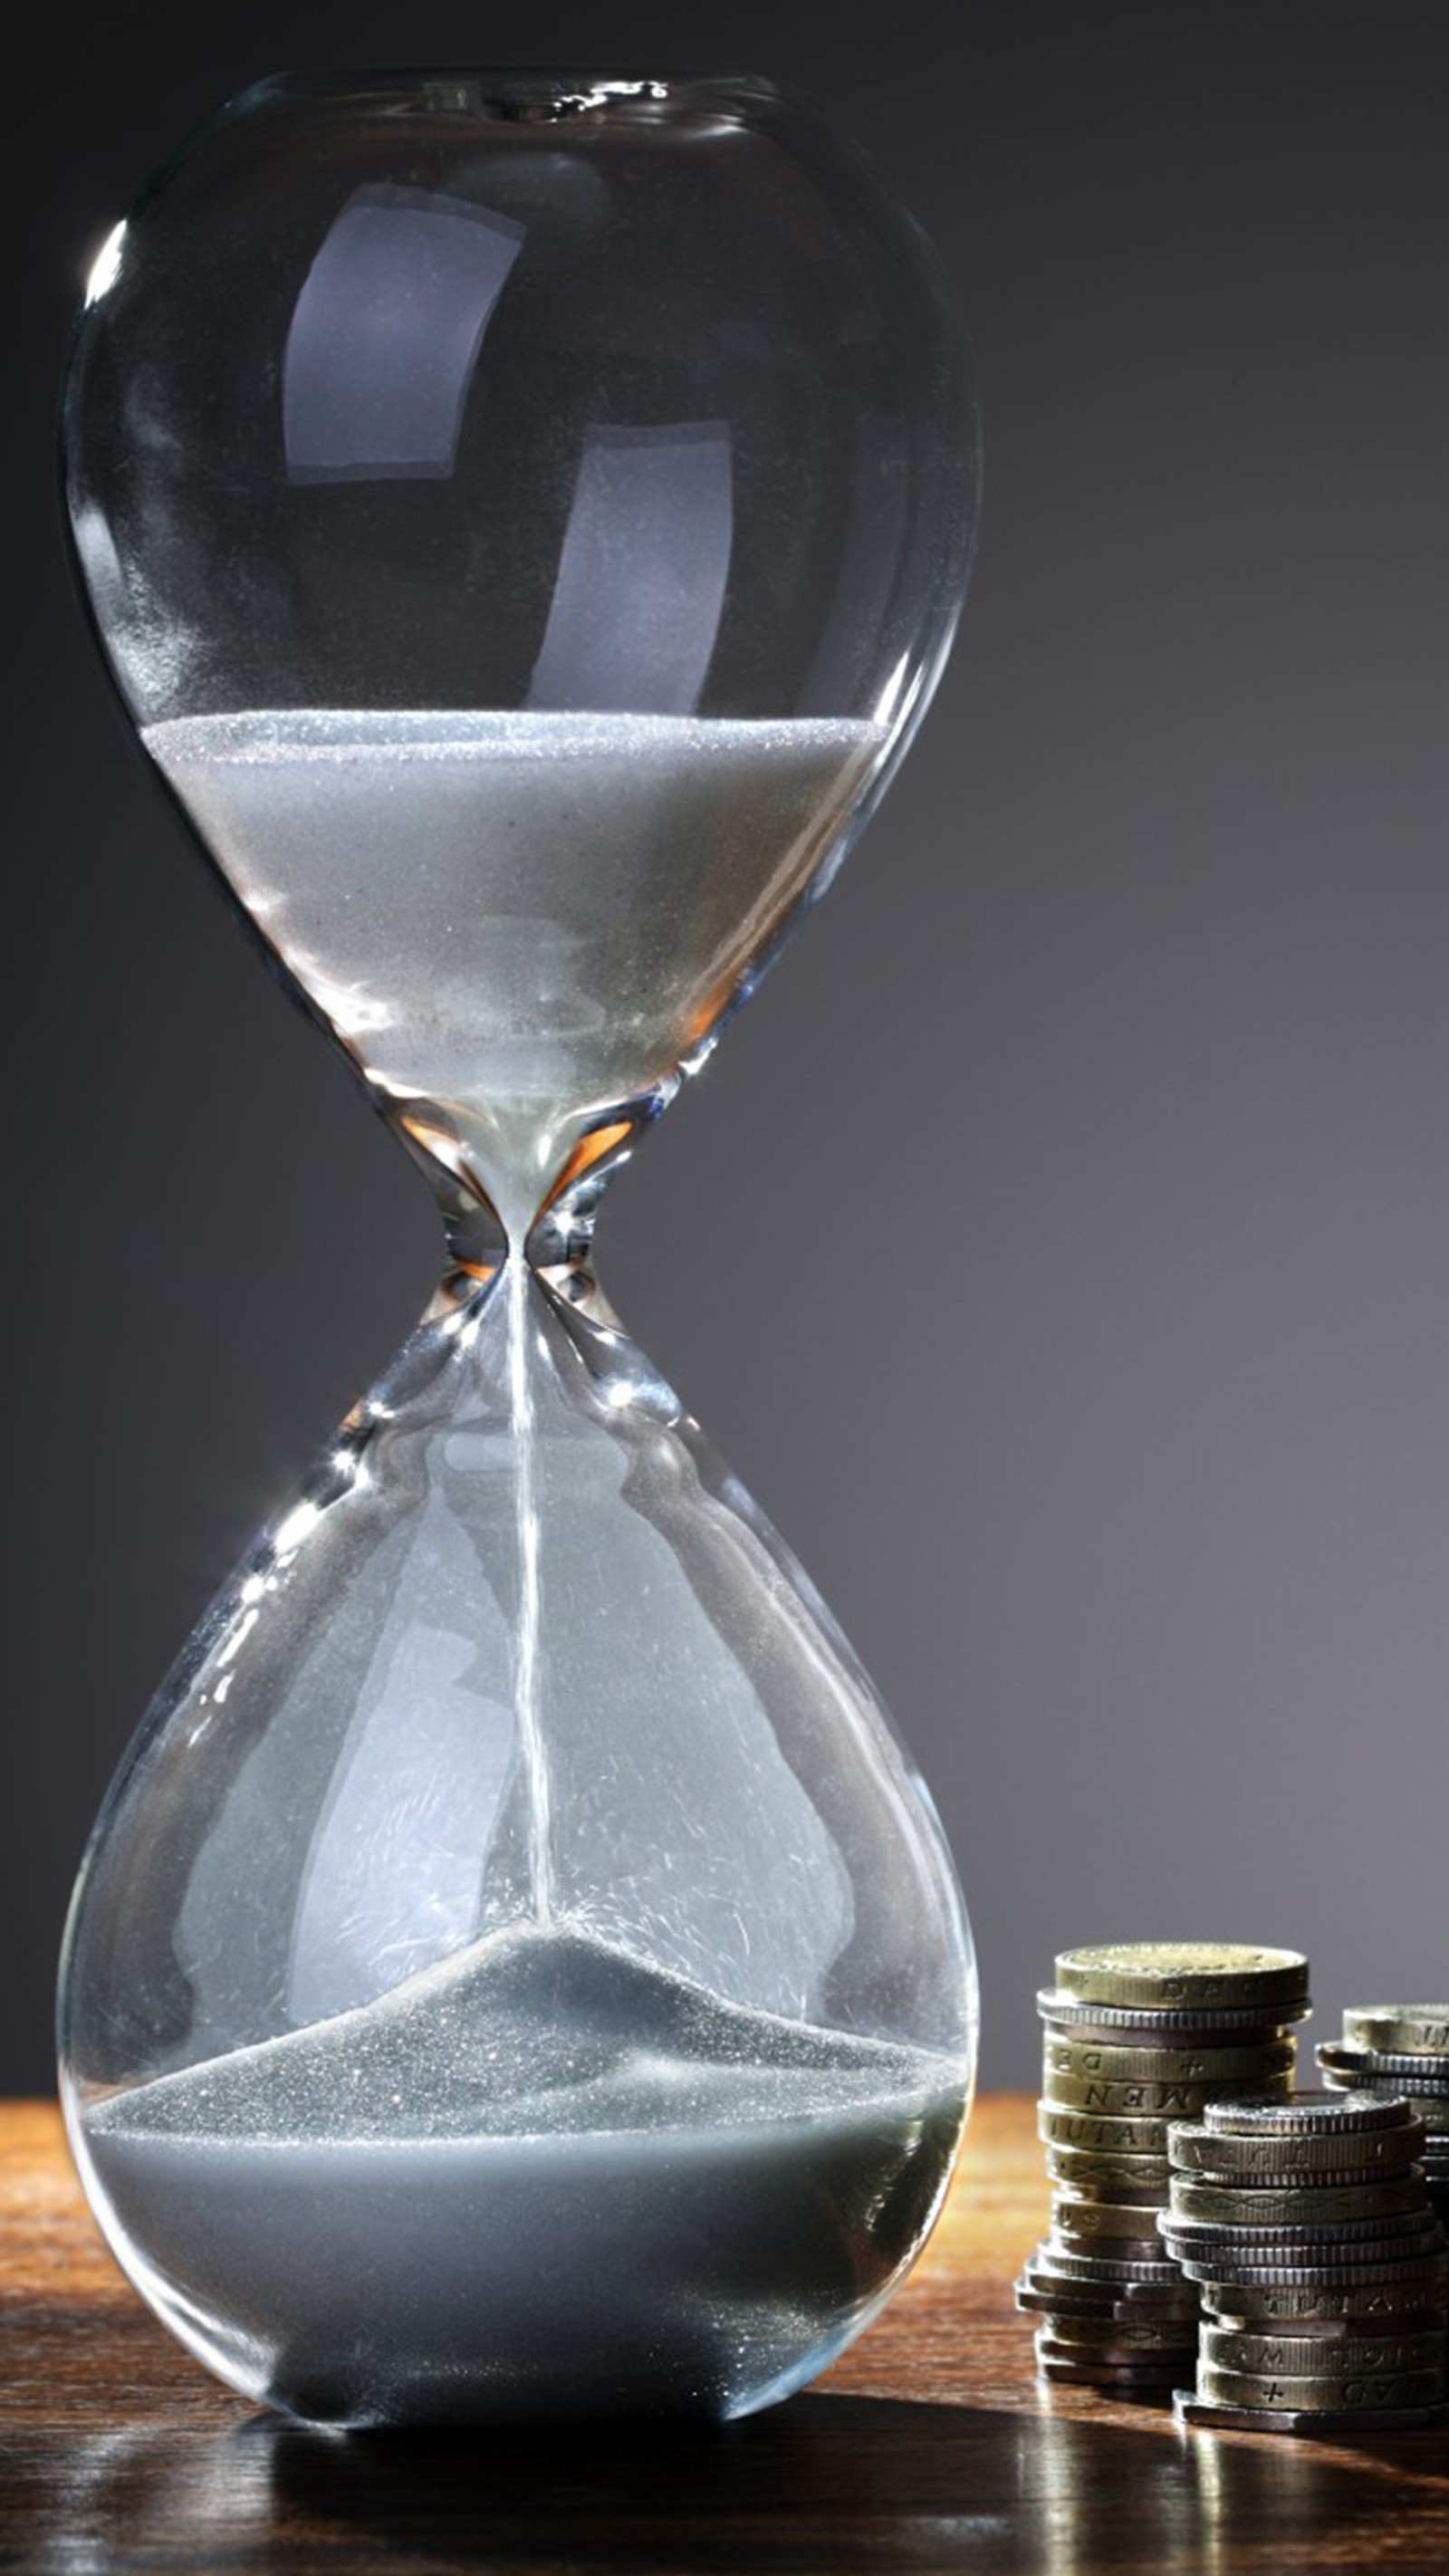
[529,422,734,715]
[283,186,524,482]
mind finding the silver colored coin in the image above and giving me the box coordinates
[1044,2035,1296,2084]
[1173,2161,1427,2195]
[1040,1989,1307,2036]
[1166,2174,1430,2226]
[1053,1944,1310,2013]
[1319,2039,1449,2079]
[1342,2006,1449,2055]
[1175,2390,1447,2435]
[1203,2089,1413,2136]
[1166,2235,1447,2277]
[1318,2064,1449,2112]
[1176,2244,1447,2287]
[1168,2119,1425,2178]
[1158,2206,1440,2250]
[1201,2325,1445,2377]
[1320,2042,1449,2081]
[1197,2361,1444,2410]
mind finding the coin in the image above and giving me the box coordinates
[1166,2236,1446,2278]
[1016,2281,1142,2319]
[1053,2191,1170,2235]
[1053,1945,1310,2013]
[1160,2205,1439,2246]
[1045,2145,1172,2188]
[1175,2242,1447,2286]
[1201,2326,1445,2377]
[1323,2080,1449,2118]
[1343,2007,1449,2054]
[1036,2313,1199,2351]
[1203,2089,1412,2136]
[1021,2274,1197,2325]
[1197,2361,1444,2410]
[1055,2229,1169,2268]
[1043,2035,1296,2084]
[1317,2053,1449,2107]
[1049,2175,1171,2211]
[1038,1990,1308,2037]
[1107,2285,1203,2318]
[1028,2248,1185,2290]
[1175,2391,1446,2434]
[1032,2243,1188,2285]
[1204,2284,1446,2325]
[1036,2346,1184,2388]
[1170,2160,1426,2195]
[1044,2069,1290,2117]
[1319,2039,1449,2077]
[1040,2105,1176,2154]
[1037,2336,1198,2374]
[1320,2042,1449,2081]
[1167,2175,1429,2225]
[1168,2119,1425,2177]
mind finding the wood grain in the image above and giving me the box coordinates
[1,2095,1444,2571]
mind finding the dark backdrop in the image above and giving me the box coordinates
[7,4,1448,2095]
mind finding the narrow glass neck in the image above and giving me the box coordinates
[394,1095,654,1313]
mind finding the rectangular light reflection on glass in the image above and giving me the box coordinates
[528,422,734,715]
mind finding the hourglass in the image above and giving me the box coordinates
[58,71,979,2426]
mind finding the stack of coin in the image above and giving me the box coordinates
[1319,2007,1449,2226]
[1164,2091,1449,2433]
[1018,1943,1307,2393]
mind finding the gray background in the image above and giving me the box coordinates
[7,3,1447,2097]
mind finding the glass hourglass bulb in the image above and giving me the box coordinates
[58,70,981,2427]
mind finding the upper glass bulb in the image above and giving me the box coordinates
[66,67,975,1239]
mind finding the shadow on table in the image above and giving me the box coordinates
[8,2381,1447,2572]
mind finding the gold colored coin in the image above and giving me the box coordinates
[1047,2171,1170,2209]
[1040,2104,1174,2155]
[1045,2145,1170,2189]
[1169,2175,1428,2226]
[1343,2007,1449,2055]
[1044,2035,1295,2085]
[1054,1944,1310,2013]
[1043,2069,1291,2117]
[1201,2276,1447,2324]
[1051,2189,1167,2237]
[1168,2119,1425,2178]
[1201,2325,1445,2378]
[1036,2312,1197,2351]
[1197,2361,1444,2411]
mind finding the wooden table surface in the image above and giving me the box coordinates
[2,2094,1444,2572]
